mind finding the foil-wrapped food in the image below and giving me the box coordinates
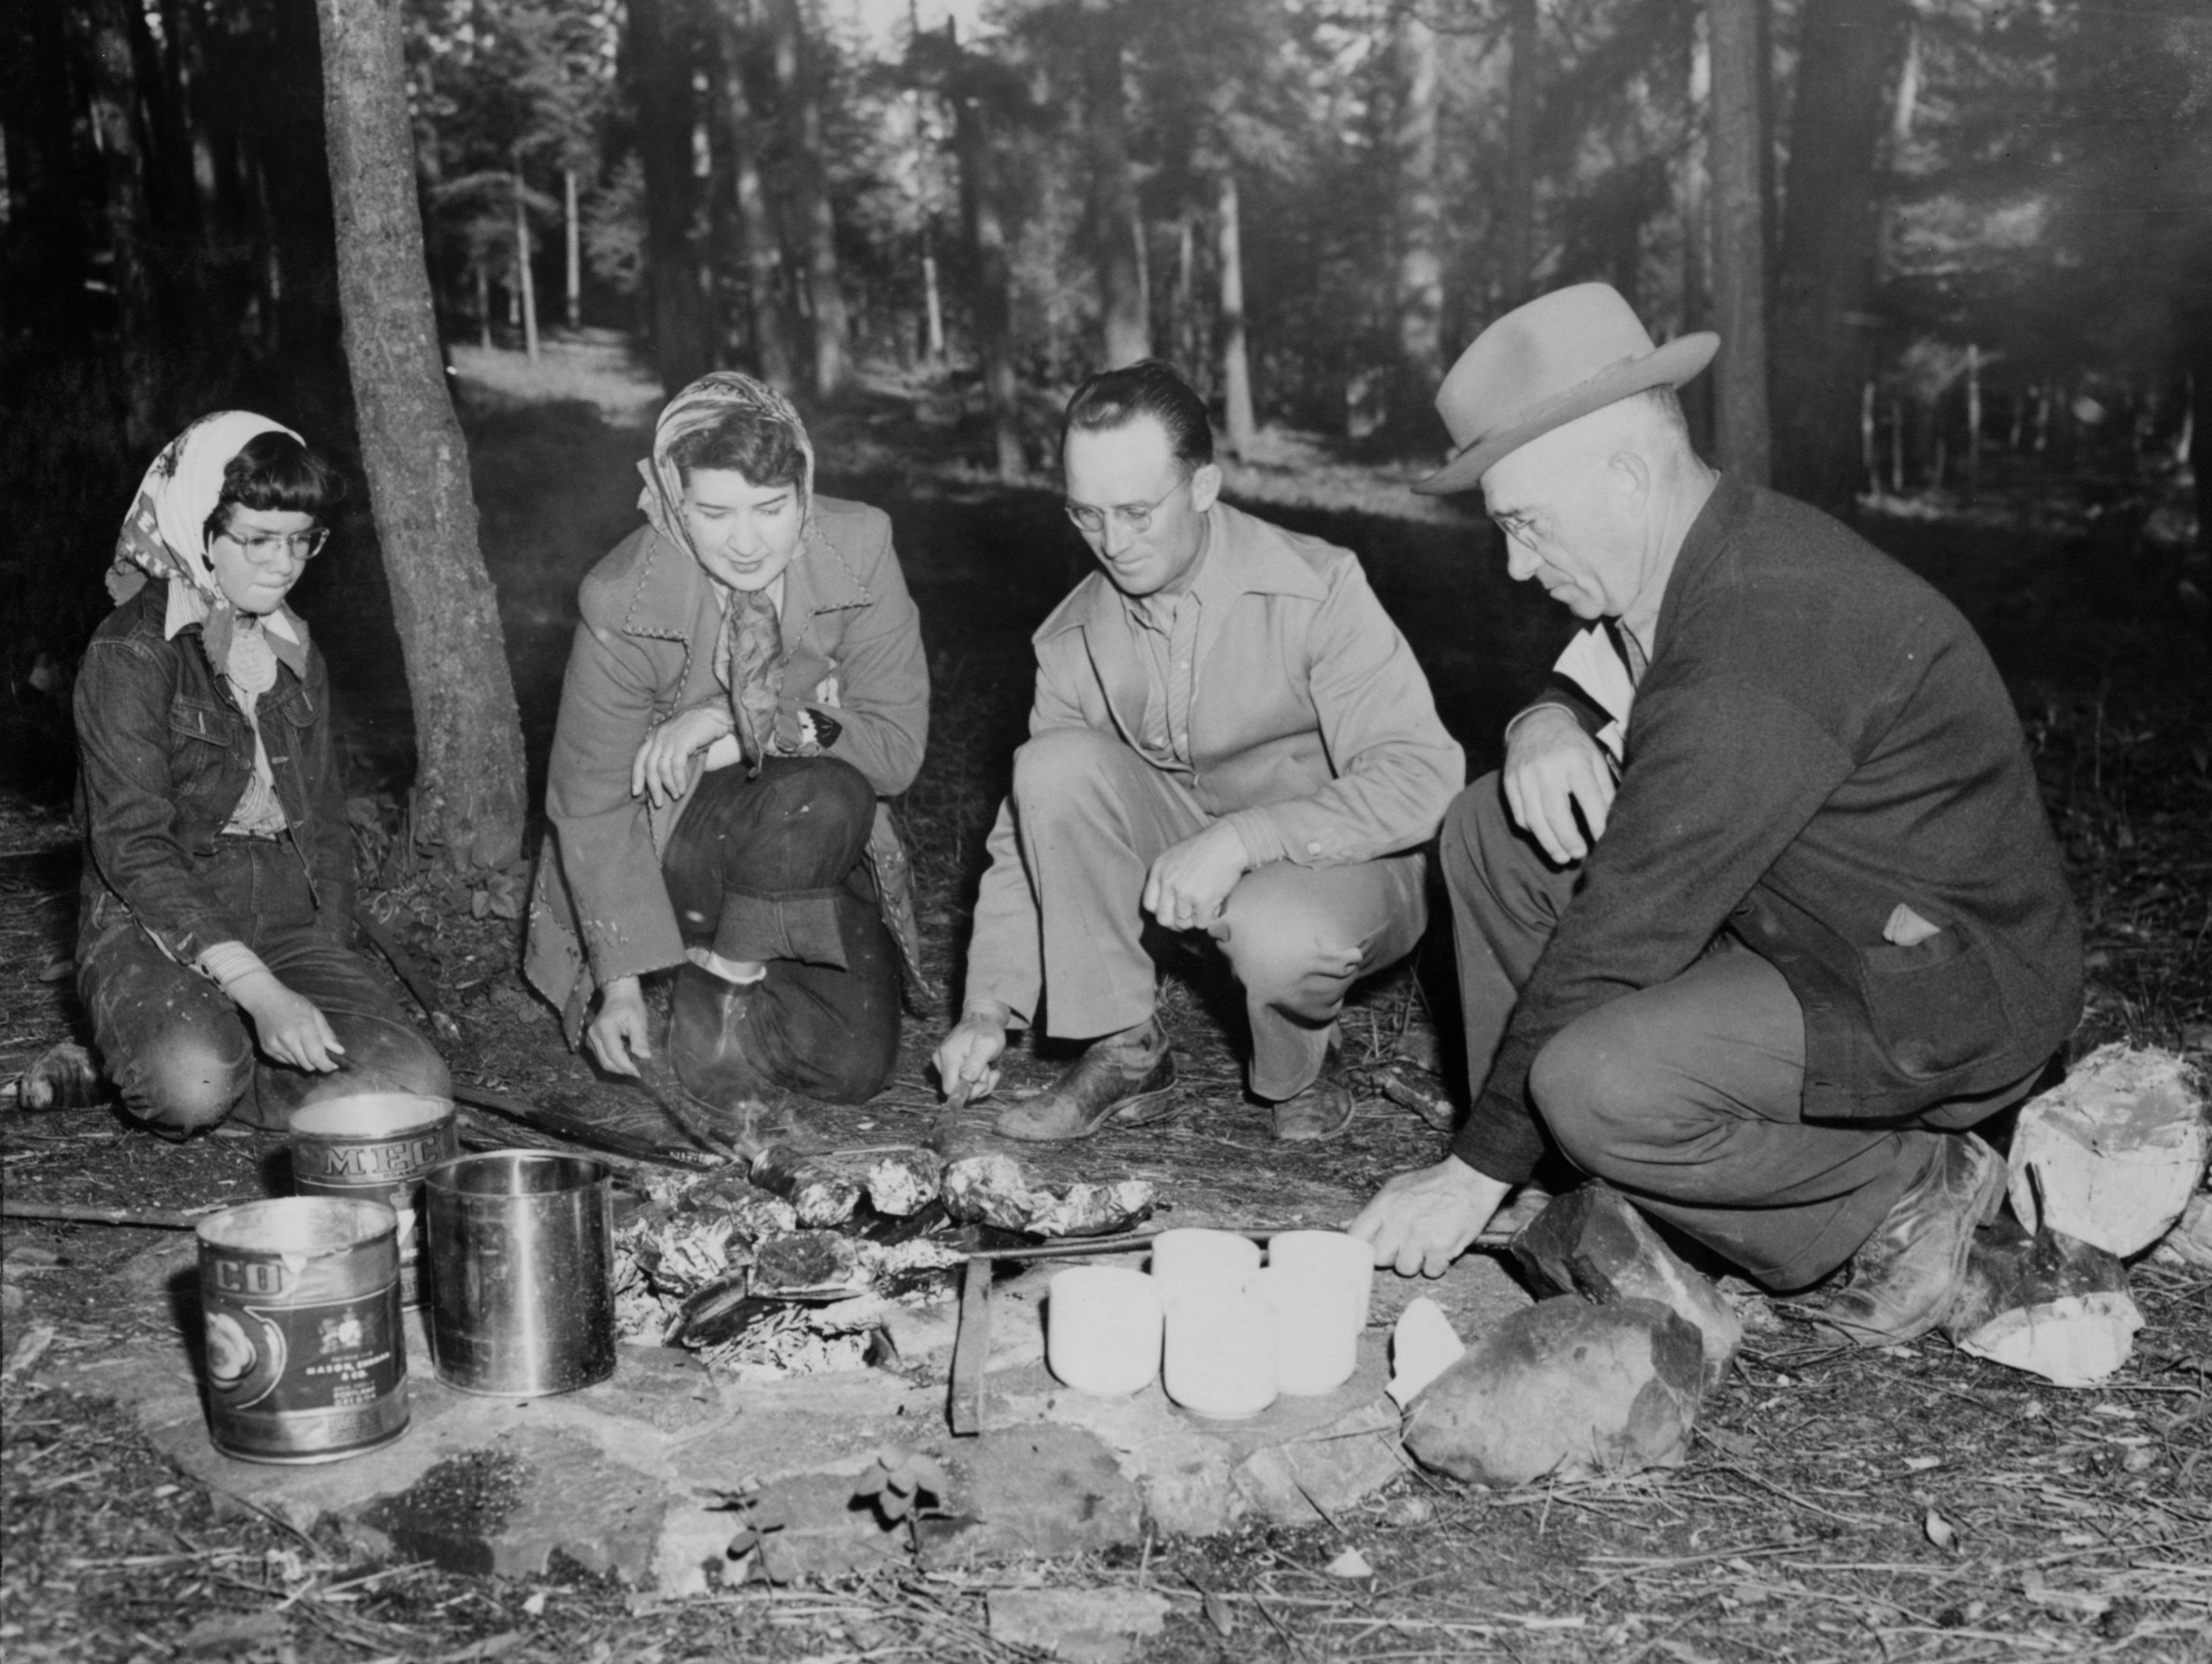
[941,1152,1155,1237]
[865,1149,942,1217]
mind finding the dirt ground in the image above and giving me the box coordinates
[3,340,2209,1661]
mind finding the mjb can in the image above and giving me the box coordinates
[289,1093,457,1307]
[195,1197,410,1464]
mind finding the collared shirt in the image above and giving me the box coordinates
[1119,521,1212,769]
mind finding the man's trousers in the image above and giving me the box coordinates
[1442,772,2038,1288]
[1010,728,1429,1100]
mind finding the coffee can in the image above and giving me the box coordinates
[289,1093,457,1307]
[195,1197,410,1464]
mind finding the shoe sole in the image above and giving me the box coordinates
[1107,1079,1182,1127]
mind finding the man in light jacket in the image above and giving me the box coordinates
[934,361,1462,1143]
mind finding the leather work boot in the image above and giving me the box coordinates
[668,961,775,1109]
[1794,1132,2005,1345]
[1270,1049,1356,1143]
[995,1026,1178,1142]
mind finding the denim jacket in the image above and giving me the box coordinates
[74,581,355,964]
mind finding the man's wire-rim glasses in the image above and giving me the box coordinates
[1063,478,1187,539]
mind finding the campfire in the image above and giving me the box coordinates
[611,1144,1156,1380]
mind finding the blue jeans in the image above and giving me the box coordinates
[78,837,449,1137]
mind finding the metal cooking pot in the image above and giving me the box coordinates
[422,1149,615,1396]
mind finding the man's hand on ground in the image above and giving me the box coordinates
[585,975,650,1077]
[1143,822,1251,931]
[1502,704,1614,865]
[630,707,732,808]
[229,972,346,1073]
[934,1002,1011,1102]
[1348,1156,1513,1278]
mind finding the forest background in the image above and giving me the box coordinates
[3,0,2209,858]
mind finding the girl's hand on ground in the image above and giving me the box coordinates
[586,976,651,1077]
[631,708,732,808]
[229,973,346,1072]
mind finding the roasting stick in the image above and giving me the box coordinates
[3,1199,240,1230]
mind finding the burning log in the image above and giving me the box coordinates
[2006,1044,2208,1259]
[1942,1211,2142,1389]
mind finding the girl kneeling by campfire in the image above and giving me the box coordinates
[525,373,929,1127]
[75,412,450,1136]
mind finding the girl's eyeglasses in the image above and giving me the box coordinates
[219,528,328,564]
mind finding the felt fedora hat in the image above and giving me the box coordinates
[1413,283,1719,496]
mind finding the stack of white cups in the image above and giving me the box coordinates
[1045,1227,1373,1418]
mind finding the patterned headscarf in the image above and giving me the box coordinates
[108,410,309,679]
[635,372,816,561]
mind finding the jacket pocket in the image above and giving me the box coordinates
[1857,928,2009,1081]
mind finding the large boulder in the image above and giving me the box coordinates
[1510,1181,1742,1391]
[1402,1297,1704,1487]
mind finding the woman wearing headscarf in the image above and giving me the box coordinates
[525,374,929,1122]
[75,412,451,1136]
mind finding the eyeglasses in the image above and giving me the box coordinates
[218,528,328,564]
[1064,480,1186,538]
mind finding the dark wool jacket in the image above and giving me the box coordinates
[73,580,354,962]
[1454,476,2083,1182]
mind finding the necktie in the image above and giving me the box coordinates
[728,586,781,770]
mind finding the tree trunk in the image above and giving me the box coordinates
[563,166,581,331]
[1768,0,1907,509]
[1678,13,1714,452]
[1500,0,1539,308]
[922,233,945,363]
[476,259,493,350]
[950,46,1023,480]
[82,0,162,451]
[1217,168,1256,460]
[628,0,712,396]
[514,163,540,361]
[0,0,92,347]
[766,0,849,395]
[714,3,800,392]
[1173,210,1199,380]
[1389,6,1445,439]
[313,0,527,873]
[1081,1,1148,369]
[1705,0,1771,485]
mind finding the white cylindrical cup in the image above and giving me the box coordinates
[1162,1285,1278,1419]
[1149,1227,1262,1297]
[1247,1266,1359,1396]
[1046,1267,1164,1398]
[1267,1229,1376,1329]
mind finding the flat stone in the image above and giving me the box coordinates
[1403,1296,1704,1487]
[925,1424,1144,1563]
[354,1426,665,1582]
[570,1344,726,1435]
[1510,1181,1741,1390]
[1232,1395,1404,1525]
[987,1587,1172,1663]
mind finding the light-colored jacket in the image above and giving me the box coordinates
[964,500,1463,1022]
[525,496,929,1039]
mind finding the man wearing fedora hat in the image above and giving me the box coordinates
[1351,283,2081,1344]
